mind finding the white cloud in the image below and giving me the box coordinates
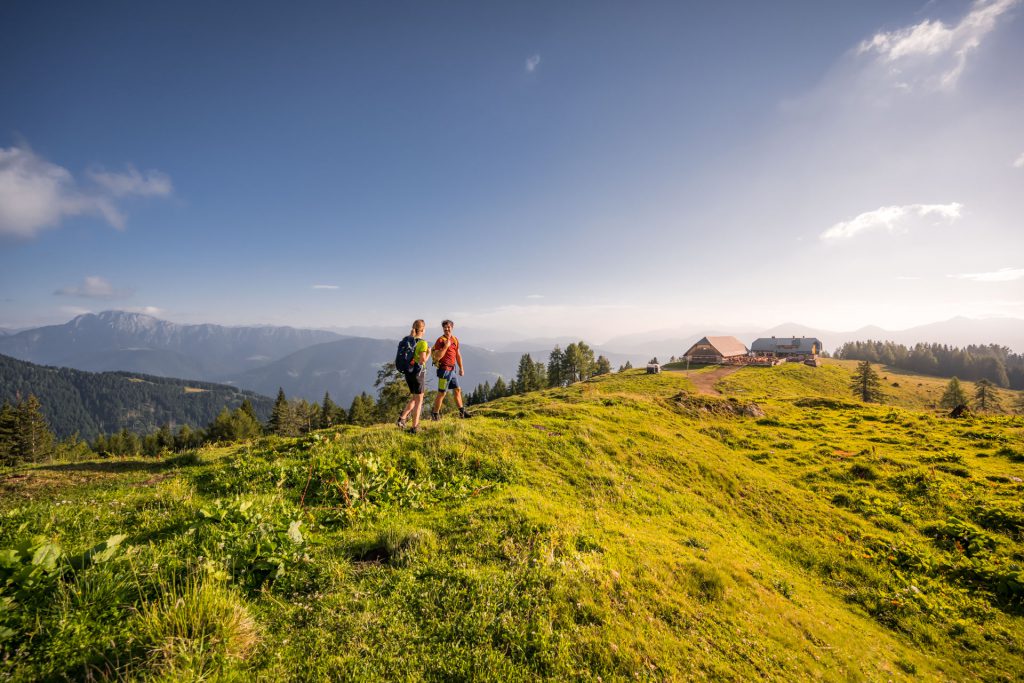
[0,144,172,239]
[1013,152,1024,168]
[312,284,340,290]
[525,54,541,73]
[55,275,133,299]
[896,275,922,280]
[821,202,963,240]
[86,166,173,197]
[526,294,544,299]
[123,306,165,316]
[857,0,1019,90]
[949,267,1024,281]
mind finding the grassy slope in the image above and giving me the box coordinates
[1,366,1023,681]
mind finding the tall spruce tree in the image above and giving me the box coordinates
[850,361,883,403]
[270,387,290,436]
[13,395,55,463]
[939,377,968,409]
[348,392,376,426]
[547,346,566,388]
[320,392,341,428]
[594,355,612,376]
[514,354,547,393]
[973,378,1001,412]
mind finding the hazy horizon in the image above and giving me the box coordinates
[2,1,1022,338]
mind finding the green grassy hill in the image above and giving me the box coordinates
[1,365,1022,680]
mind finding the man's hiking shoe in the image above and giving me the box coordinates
[408,426,419,435]
[459,408,472,419]
[430,412,440,421]
[396,417,407,429]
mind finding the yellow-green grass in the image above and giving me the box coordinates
[1,367,1022,681]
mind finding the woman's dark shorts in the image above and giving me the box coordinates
[404,366,425,395]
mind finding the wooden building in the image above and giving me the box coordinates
[683,336,749,364]
[749,336,823,358]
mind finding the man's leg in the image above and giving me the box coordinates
[400,397,416,421]
[432,390,445,417]
[411,394,424,428]
[454,387,463,409]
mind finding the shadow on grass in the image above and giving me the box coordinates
[36,453,202,474]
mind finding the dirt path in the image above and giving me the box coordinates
[665,365,742,395]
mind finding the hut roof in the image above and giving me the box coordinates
[685,336,749,358]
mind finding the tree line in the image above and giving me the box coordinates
[835,341,1024,389]
[466,342,613,406]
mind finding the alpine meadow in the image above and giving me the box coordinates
[2,361,1023,680]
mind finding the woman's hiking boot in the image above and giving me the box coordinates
[396,417,407,429]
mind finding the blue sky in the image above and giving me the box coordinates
[1,0,1022,339]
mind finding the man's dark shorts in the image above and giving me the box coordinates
[404,366,425,395]
[436,366,460,392]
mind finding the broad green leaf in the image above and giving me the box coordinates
[0,549,21,569]
[31,544,62,573]
[287,520,303,545]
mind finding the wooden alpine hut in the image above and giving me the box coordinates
[683,336,749,364]
[749,336,823,359]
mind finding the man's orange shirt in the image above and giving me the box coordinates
[432,335,459,369]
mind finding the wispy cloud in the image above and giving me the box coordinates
[0,144,172,239]
[123,306,165,316]
[54,276,133,300]
[525,54,541,73]
[821,203,962,241]
[949,267,1024,282]
[526,294,544,299]
[312,284,340,290]
[857,0,1019,90]
[86,166,172,197]
[1013,152,1024,168]
[896,275,922,280]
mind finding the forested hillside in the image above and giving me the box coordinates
[837,340,1024,389]
[0,354,272,439]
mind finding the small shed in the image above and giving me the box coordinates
[749,336,822,358]
[683,336,749,364]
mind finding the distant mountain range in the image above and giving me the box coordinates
[0,311,342,378]
[0,353,273,440]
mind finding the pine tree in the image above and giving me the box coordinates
[973,379,1001,412]
[850,361,883,403]
[269,388,290,435]
[547,346,565,388]
[13,395,55,463]
[321,392,340,428]
[239,399,259,423]
[939,377,968,409]
[491,377,508,399]
[594,355,612,376]
[515,354,547,393]
[348,392,376,426]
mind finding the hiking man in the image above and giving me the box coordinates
[430,319,471,420]
[396,319,430,433]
